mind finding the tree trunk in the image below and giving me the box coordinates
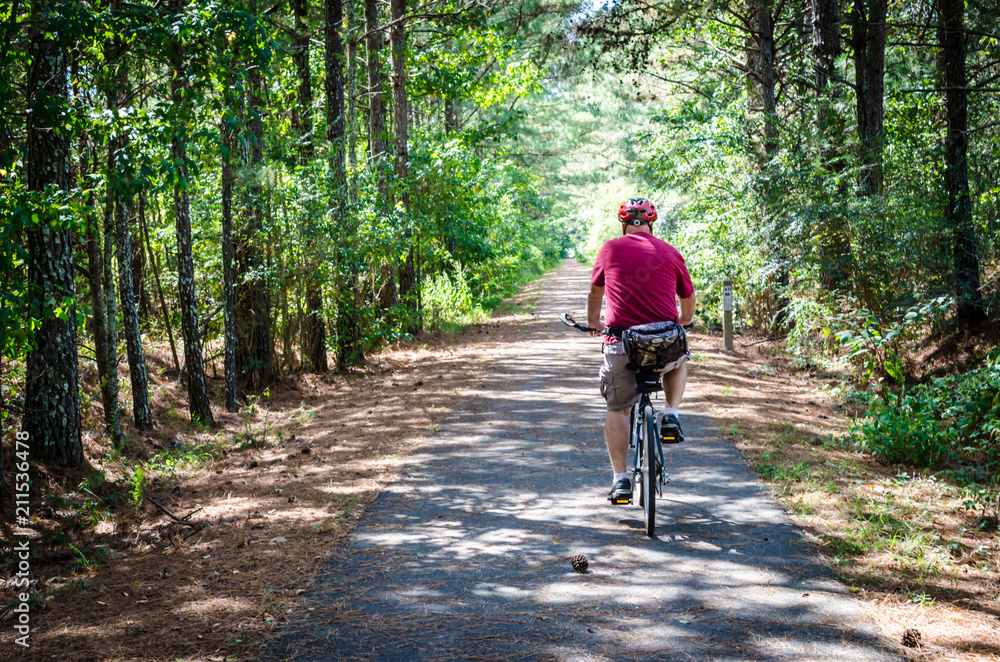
[114,197,153,430]
[365,0,397,310]
[133,199,151,327]
[747,0,787,330]
[83,149,120,444]
[757,0,778,157]
[107,9,152,432]
[365,0,388,179]
[102,149,121,441]
[326,0,363,369]
[346,0,358,176]
[326,0,345,181]
[170,0,214,425]
[294,0,328,373]
[292,0,315,162]
[23,1,83,465]
[391,0,418,335]
[73,50,118,441]
[236,0,275,391]
[940,0,985,328]
[813,0,851,290]
[221,114,239,412]
[444,97,458,134]
[853,0,886,196]
[812,0,839,120]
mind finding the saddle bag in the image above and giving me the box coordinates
[622,321,688,371]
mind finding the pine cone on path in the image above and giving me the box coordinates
[571,554,589,573]
[901,628,921,648]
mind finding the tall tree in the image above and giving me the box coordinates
[364,0,387,181]
[391,0,419,335]
[236,0,275,391]
[22,0,83,465]
[73,49,120,444]
[853,0,886,195]
[939,0,985,327]
[108,2,153,430]
[755,0,778,157]
[84,164,120,444]
[292,0,315,163]
[812,0,839,132]
[326,0,363,368]
[102,152,121,439]
[293,0,329,372]
[221,74,239,413]
[169,0,214,425]
[346,0,358,176]
[745,0,787,328]
[813,0,851,290]
[365,0,398,310]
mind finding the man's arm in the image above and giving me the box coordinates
[678,294,695,327]
[587,283,604,334]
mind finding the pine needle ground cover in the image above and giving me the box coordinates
[0,302,544,661]
[687,335,1000,662]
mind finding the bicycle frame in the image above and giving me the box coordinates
[630,393,666,497]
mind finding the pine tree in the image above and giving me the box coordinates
[169,0,214,425]
[22,0,83,465]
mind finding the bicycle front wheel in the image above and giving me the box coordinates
[642,409,657,537]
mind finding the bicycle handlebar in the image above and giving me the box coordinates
[559,313,597,333]
[561,312,695,333]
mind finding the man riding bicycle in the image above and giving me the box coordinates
[587,198,696,503]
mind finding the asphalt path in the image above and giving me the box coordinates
[265,260,899,662]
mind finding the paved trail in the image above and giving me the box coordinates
[266,260,898,661]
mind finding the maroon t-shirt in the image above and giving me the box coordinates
[591,233,694,334]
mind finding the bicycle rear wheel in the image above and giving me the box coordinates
[642,409,657,537]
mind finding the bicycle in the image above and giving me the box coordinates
[561,313,667,538]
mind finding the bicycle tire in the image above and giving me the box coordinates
[642,409,657,537]
[633,405,643,509]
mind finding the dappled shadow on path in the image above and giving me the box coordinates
[265,260,898,662]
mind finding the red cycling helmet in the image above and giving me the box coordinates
[618,198,658,225]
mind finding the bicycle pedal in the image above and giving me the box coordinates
[610,497,632,505]
[660,427,684,444]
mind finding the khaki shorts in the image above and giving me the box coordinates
[599,341,690,412]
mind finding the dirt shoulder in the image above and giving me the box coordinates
[0,278,549,662]
[685,333,1000,662]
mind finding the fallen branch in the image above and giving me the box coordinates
[144,491,203,529]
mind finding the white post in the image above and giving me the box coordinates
[723,279,733,351]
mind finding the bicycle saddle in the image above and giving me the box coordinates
[635,371,663,393]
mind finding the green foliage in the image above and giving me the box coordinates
[960,481,1000,532]
[851,351,1000,467]
[146,442,219,474]
[422,267,487,330]
[129,465,145,508]
[74,470,130,525]
[409,131,560,320]
[829,296,954,386]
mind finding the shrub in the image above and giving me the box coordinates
[851,350,1000,467]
